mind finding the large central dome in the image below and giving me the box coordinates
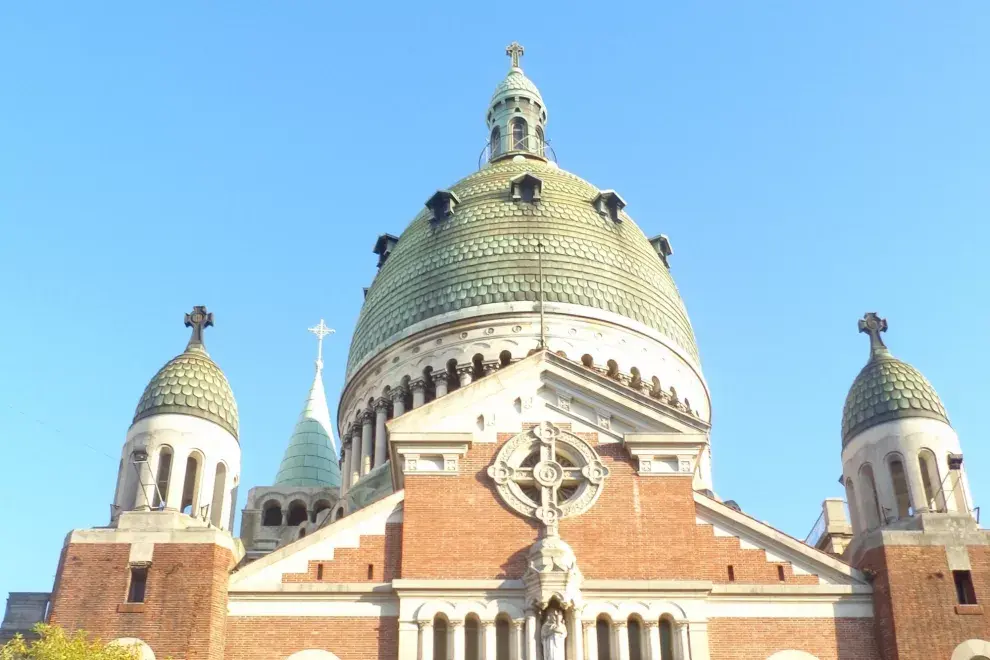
[347,157,698,374]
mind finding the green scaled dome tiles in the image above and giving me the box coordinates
[841,354,949,447]
[133,347,239,439]
[347,159,699,373]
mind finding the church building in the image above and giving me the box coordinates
[7,44,990,660]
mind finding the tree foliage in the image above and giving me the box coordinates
[0,624,139,660]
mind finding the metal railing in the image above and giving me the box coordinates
[804,509,827,546]
[479,134,557,168]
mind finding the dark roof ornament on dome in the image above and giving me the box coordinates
[132,305,239,439]
[184,305,214,354]
[841,313,949,447]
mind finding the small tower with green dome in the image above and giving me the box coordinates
[485,42,551,163]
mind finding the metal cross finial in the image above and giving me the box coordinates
[506,42,525,69]
[184,306,214,348]
[308,319,335,370]
[858,312,888,356]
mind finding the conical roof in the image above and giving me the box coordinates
[275,324,341,487]
[841,313,949,447]
[132,307,238,439]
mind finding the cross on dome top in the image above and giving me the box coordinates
[506,41,525,70]
[308,319,336,371]
[858,312,889,358]
[184,306,214,352]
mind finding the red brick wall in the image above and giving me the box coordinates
[224,616,398,660]
[283,522,403,583]
[402,430,820,584]
[49,542,233,659]
[861,544,990,659]
[708,618,878,659]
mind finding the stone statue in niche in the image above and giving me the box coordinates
[541,608,567,660]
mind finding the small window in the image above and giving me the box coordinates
[727,565,735,581]
[954,570,978,605]
[512,118,528,151]
[659,618,675,660]
[596,616,611,659]
[367,563,374,580]
[777,565,786,581]
[152,448,172,510]
[535,125,545,156]
[628,617,643,660]
[127,566,148,603]
[491,126,502,157]
[316,564,324,580]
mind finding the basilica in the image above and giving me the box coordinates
[5,44,990,660]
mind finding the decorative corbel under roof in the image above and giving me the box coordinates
[593,190,627,223]
[623,432,707,477]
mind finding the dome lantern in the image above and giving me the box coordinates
[484,42,551,164]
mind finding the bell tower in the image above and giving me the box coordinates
[840,313,990,659]
[484,42,550,163]
[47,307,241,660]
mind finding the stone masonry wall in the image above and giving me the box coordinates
[402,430,819,583]
[224,616,398,660]
[861,544,990,659]
[48,542,232,660]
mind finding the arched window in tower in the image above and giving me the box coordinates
[844,479,862,535]
[495,614,510,660]
[918,448,945,512]
[511,118,528,151]
[859,463,882,530]
[152,447,173,510]
[432,615,448,660]
[596,616,612,660]
[210,462,226,527]
[181,453,202,516]
[287,500,308,526]
[658,617,675,660]
[627,616,643,660]
[535,125,545,156]
[465,615,481,660]
[886,454,911,519]
[491,126,502,157]
[262,500,283,526]
[312,499,332,523]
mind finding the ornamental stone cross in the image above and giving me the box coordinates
[859,312,888,354]
[506,41,525,69]
[184,306,214,347]
[308,318,335,369]
[488,421,609,536]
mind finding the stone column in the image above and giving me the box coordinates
[614,622,630,660]
[411,378,427,409]
[458,365,474,387]
[684,621,709,660]
[432,371,449,398]
[525,610,538,660]
[511,619,525,660]
[451,619,465,660]
[165,451,188,511]
[418,620,433,660]
[583,620,598,660]
[349,424,362,486]
[905,455,928,513]
[483,621,497,660]
[646,621,661,660]
[340,446,351,499]
[570,611,584,660]
[374,397,390,469]
[391,386,407,417]
[397,620,419,660]
[361,410,374,475]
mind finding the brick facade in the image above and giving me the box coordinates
[49,542,233,659]
[282,522,403,583]
[224,616,398,660]
[860,544,990,659]
[707,618,878,660]
[402,431,821,584]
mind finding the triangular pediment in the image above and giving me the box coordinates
[386,350,709,442]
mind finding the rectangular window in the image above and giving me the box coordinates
[127,566,148,603]
[777,565,786,582]
[727,565,735,582]
[954,570,978,605]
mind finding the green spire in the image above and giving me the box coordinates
[274,321,341,487]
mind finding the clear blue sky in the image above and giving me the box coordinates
[2,2,988,595]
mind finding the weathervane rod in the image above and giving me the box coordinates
[538,239,547,349]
